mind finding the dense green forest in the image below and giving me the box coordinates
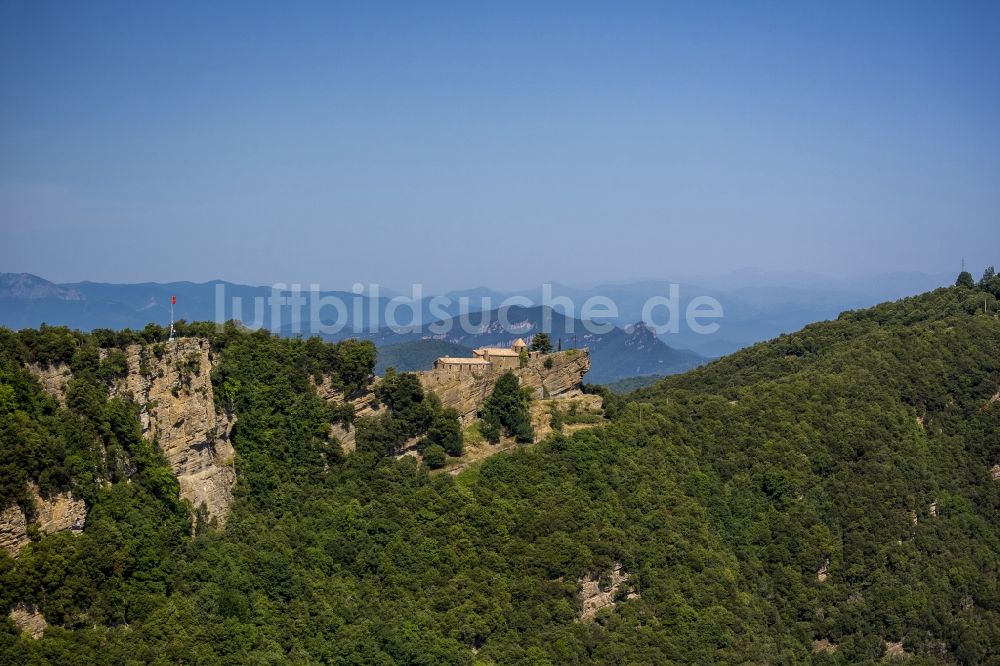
[601,374,664,394]
[1,276,999,664]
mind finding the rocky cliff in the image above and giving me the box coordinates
[8,602,47,639]
[0,484,86,557]
[314,376,381,453]
[14,341,585,535]
[313,349,590,453]
[25,362,72,407]
[417,348,591,424]
[111,339,236,526]
[21,337,237,528]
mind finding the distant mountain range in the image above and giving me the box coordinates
[352,305,705,385]
[373,339,473,375]
[474,271,955,356]
[0,270,954,382]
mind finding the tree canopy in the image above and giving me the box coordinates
[529,333,553,354]
[2,283,1000,663]
[480,371,534,443]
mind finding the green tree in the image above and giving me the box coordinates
[422,443,446,468]
[98,348,129,384]
[3,285,1000,664]
[956,270,975,288]
[530,333,553,354]
[481,371,534,443]
[424,408,463,456]
[980,265,1000,297]
[329,339,376,394]
[376,368,432,435]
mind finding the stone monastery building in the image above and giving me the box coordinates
[433,338,540,373]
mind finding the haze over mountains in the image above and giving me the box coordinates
[3,279,999,662]
[362,306,704,385]
[1,270,952,383]
[3,0,999,659]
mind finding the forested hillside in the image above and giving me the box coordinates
[2,279,999,664]
[608,281,1000,662]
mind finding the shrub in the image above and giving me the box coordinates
[98,348,129,384]
[422,444,446,468]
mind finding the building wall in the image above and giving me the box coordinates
[489,356,521,370]
[417,349,591,423]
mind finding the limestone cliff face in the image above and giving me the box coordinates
[417,349,591,424]
[334,396,379,454]
[31,486,86,535]
[314,350,589,452]
[8,602,47,639]
[112,339,236,526]
[0,484,86,557]
[314,375,385,453]
[0,504,27,556]
[26,362,72,406]
[20,338,236,529]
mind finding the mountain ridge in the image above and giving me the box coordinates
[1,281,999,661]
[1,270,954,358]
[358,304,705,384]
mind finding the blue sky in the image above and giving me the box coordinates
[1,1,998,292]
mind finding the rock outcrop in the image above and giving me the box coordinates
[885,640,910,660]
[26,362,72,406]
[8,602,47,639]
[417,349,590,424]
[315,376,382,454]
[112,339,236,526]
[31,487,86,535]
[812,639,837,654]
[0,484,86,557]
[578,562,638,621]
[530,394,604,443]
[817,558,830,582]
[19,338,236,530]
[315,350,590,452]
[0,504,28,557]
[984,389,999,411]
[329,394,379,453]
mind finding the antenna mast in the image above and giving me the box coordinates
[169,295,176,342]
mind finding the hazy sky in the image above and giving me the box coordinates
[1,1,998,292]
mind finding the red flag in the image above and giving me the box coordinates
[171,295,176,305]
